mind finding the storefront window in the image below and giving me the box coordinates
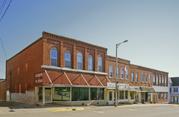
[125,91,128,99]
[38,87,42,102]
[72,87,89,101]
[91,88,104,100]
[119,91,124,99]
[53,87,70,101]
[130,92,135,99]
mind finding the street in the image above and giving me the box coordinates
[0,104,179,117]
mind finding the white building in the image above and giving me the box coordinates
[169,77,179,103]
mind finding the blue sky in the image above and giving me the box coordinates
[0,0,179,78]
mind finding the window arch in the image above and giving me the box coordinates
[88,54,93,71]
[50,47,58,66]
[131,72,135,81]
[77,52,83,70]
[125,66,128,79]
[121,67,125,79]
[97,55,103,72]
[64,50,71,68]
[109,64,113,78]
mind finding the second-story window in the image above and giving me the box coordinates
[64,50,71,68]
[97,55,103,72]
[88,55,93,71]
[77,52,83,70]
[156,74,159,85]
[125,66,128,79]
[50,47,58,66]
[136,72,138,82]
[153,74,156,85]
[116,66,119,78]
[109,64,113,78]
[140,72,143,82]
[121,67,125,79]
[131,72,135,81]
[163,75,166,86]
[174,88,178,93]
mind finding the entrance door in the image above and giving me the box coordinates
[45,88,52,103]
[109,91,113,101]
[38,87,42,102]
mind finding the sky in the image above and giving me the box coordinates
[0,0,179,78]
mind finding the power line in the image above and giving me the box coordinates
[0,0,7,15]
[0,37,7,59]
[0,0,12,23]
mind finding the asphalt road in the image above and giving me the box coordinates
[0,104,179,117]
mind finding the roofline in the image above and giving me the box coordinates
[170,77,179,79]
[107,55,130,63]
[6,37,43,62]
[42,31,108,50]
[130,64,168,74]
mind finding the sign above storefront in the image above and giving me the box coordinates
[107,82,129,90]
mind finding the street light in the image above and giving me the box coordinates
[115,40,128,107]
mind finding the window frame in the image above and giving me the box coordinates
[64,50,72,68]
[50,47,58,66]
[77,51,83,70]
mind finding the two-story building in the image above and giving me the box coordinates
[169,77,179,103]
[6,32,169,105]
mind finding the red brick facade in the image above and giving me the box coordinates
[6,32,108,93]
[0,80,6,101]
[6,32,169,104]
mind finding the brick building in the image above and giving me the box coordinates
[0,79,7,101]
[6,32,168,105]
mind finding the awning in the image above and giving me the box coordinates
[129,86,141,92]
[139,87,155,93]
[36,68,109,88]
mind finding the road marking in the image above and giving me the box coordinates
[93,111,104,114]
[48,107,84,112]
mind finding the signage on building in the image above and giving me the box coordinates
[107,82,129,90]
[34,73,43,84]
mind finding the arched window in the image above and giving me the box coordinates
[64,50,71,68]
[109,64,113,78]
[125,66,128,79]
[116,66,119,78]
[50,47,58,66]
[131,72,135,81]
[77,52,83,70]
[121,67,125,79]
[88,54,93,71]
[97,55,103,72]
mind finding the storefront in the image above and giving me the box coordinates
[38,86,106,105]
[152,86,168,103]
[106,82,138,104]
[139,87,155,103]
